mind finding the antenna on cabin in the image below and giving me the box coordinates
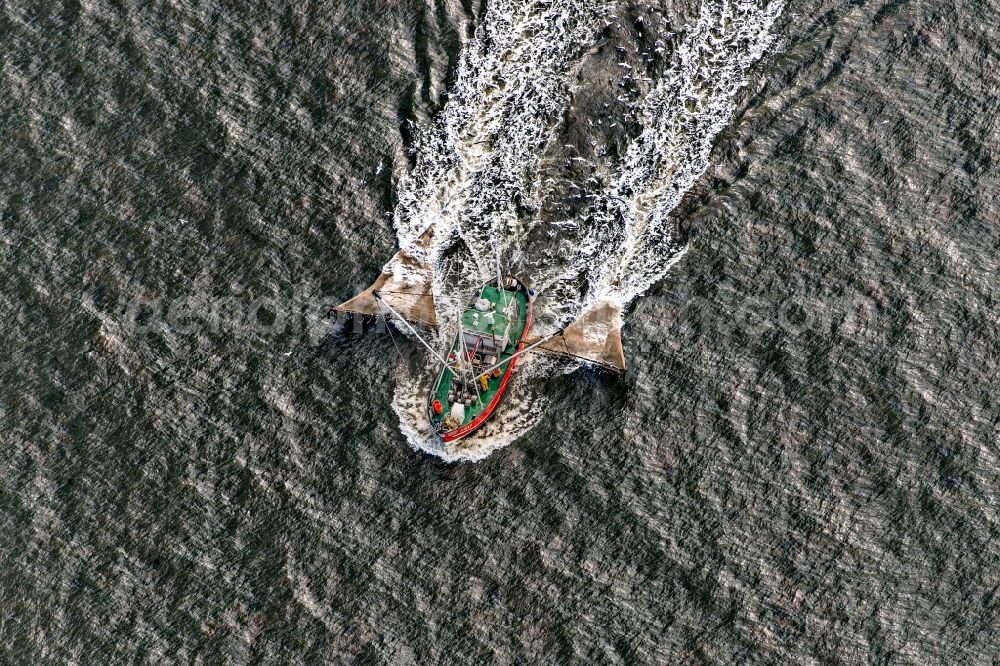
[494,244,511,313]
[495,246,504,290]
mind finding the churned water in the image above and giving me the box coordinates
[1,0,998,663]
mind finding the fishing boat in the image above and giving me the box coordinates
[425,277,534,442]
[374,277,567,443]
[333,228,627,448]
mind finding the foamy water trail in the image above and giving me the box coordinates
[389,0,784,460]
[593,0,785,306]
[393,0,614,269]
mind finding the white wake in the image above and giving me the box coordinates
[387,0,784,461]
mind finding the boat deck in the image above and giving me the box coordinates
[432,285,529,432]
[461,285,513,338]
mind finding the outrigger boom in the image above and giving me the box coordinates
[373,290,452,371]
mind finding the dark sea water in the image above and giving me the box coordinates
[2,0,998,663]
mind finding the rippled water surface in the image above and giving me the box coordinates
[2,0,998,663]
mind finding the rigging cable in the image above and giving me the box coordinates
[382,316,410,373]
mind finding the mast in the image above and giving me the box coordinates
[495,247,504,295]
[458,311,483,407]
[494,246,511,313]
[373,291,452,370]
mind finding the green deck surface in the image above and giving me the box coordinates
[432,286,529,431]
[461,285,513,337]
